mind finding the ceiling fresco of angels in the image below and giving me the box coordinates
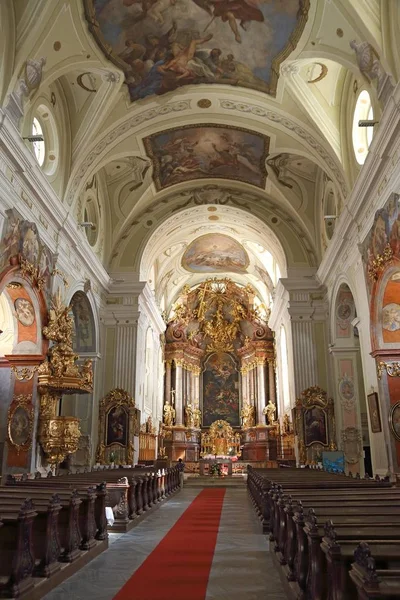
[85,0,309,101]
[144,125,268,189]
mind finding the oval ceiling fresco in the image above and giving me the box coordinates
[145,124,269,189]
[182,233,249,273]
[83,0,310,102]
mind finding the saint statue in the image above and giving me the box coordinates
[241,402,255,429]
[163,399,175,427]
[185,403,194,428]
[263,400,276,426]
[193,406,201,429]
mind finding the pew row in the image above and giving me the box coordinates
[247,466,400,600]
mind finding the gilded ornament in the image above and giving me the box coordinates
[377,361,400,379]
[11,365,39,381]
[368,244,393,280]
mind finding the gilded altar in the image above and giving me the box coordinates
[162,278,276,462]
[95,388,140,465]
[200,420,241,457]
[293,386,337,465]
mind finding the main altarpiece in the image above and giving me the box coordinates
[161,279,279,465]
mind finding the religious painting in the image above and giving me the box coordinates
[367,392,381,434]
[84,0,309,102]
[70,291,96,352]
[182,234,249,274]
[7,395,34,455]
[0,209,53,289]
[106,405,128,446]
[304,406,328,447]
[202,352,240,427]
[362,194,399,292]
[389,402,400,442]
[14,298,35,327]
[145,125,268,190]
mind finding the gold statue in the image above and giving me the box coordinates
[193,406,201,429]
[241,402,255,429]
[185,403,194,428]
[163,399,175,427]
[282,413,291,434]
[263,400,277,425]
[96,442,105,464]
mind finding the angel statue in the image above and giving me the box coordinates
[163,399,175,427]
[241,402,255,429]
[185,403,194,428]
[263,400,276,426]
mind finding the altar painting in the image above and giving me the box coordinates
[304,406,328,447]
[182,234,249,273]
[202,352,240,427]
[85,0,309,102]
[145,125,268,189]
[106,405,128,446]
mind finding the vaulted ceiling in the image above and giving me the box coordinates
[1,0,399,309]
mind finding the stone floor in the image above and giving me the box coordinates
[43,486,287,600]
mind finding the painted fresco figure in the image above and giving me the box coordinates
[193,0,264,44]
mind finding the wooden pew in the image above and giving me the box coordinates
[0,499,37,598]
[320,521,400,600]
[247,467,400,600]
[350,542,400,599]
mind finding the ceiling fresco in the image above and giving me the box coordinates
[181,233,249,273]
[84,0,310,102]
[144,124,269,190]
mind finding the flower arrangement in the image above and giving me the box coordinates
[209,463,222,477]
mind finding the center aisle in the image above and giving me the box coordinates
[44,485,287,600]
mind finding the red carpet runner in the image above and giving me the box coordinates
[113,488,226,600]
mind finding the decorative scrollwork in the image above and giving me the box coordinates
[11,365,39,381]
[377,361,400,379]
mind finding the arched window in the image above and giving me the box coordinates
[32,117,45,166]
[352,90,374,165]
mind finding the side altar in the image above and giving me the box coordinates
[160,279,290,465]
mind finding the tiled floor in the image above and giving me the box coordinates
[43,487,286,600]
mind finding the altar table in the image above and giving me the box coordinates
[199,458,233,476]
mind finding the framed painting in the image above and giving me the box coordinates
[106,405,128,446]
[367,392,382,433]
[389,401,400,442]
[7,395,34,455]
[96,389,137,464]
[303,406,328,447]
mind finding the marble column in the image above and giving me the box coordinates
[175,360,184,426]
[114,324,137,396]
[164,360,172,408]
[268,360,276,405]
[256,358,266,425]
[241,368,248,403]
[193,367,200,406]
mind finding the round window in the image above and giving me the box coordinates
[352,90,374,165]
[32,117,45,166]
